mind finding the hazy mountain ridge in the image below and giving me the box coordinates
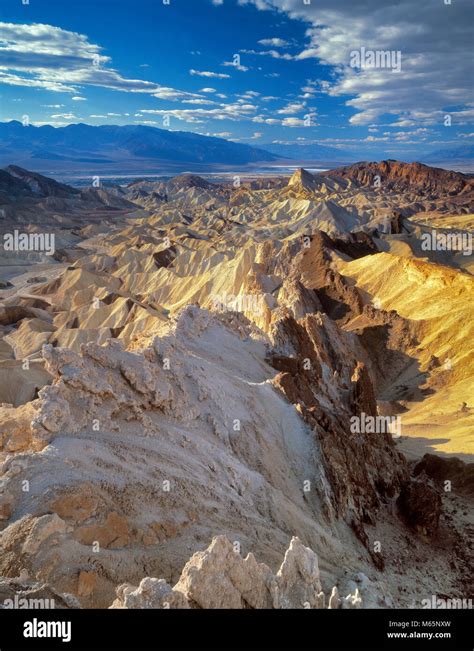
[422,144,474,162]
[262,144,474,165]
[2,122,472,178]
[0,121,279,171]
[260,141,355,162]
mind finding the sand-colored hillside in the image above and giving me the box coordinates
[338,253,474,459]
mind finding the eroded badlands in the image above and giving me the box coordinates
[0,161,472,609]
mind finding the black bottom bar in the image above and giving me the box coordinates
[0,608,471,650]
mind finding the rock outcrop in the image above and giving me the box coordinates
[323,160,474,196]
[397,478,442,537]
[110,536,361,610]
[413,454,474,497]
[270,312,408,528]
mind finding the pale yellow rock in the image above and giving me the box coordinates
[22,514,70,555]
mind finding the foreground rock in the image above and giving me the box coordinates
[110,536,361,609]
[0,306,466,608]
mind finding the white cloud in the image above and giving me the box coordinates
[183,98,218,105]
[222,61,250,72]
[241,48,293,60]
[190,69,230,79]
[0,70,75,92]
[152,87,202,101]
[0,21,203,101]
[240,0,474,128]
[72,96,86,101]
[252,116,280,124]
[258,38,289,47]
[277,102,306,115]
[139,100,258,124]
[281,117,305,127]
[50,113,78,120]
[280,111,317,127]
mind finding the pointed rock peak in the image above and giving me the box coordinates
[168,173,212,190]
[288,168,315,188]
[288,167,317,190]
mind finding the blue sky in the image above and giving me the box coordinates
[0,0,473,157]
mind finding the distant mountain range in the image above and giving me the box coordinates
[0,121,278,174]
[421,144,474,163]
[264,142,474,165]
[0,121,472,176]
[260,141,355,162]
